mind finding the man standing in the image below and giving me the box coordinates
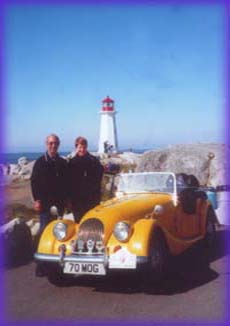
[31,134,69,232]
[69,136,104,222]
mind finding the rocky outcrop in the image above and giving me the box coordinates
[18,156,28,166]
[1,144,228,188]
[136,143,229,187]
[18,161,35,179]
[0,158,35,184]
[100,152,141,172]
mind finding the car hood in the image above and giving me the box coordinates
[80,193,172,242]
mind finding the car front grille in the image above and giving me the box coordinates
[73,218,105,254]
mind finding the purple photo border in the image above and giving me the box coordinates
[0,0,229,325]
[224,0,230,325]
[0,0,6,325]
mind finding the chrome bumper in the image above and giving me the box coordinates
[34,253,148,265]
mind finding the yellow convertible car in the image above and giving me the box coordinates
[34,172,216,285]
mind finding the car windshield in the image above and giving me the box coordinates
[117,172,176,194]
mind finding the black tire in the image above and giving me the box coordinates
[144,231,170,285]
[199,206,217,268]
[204,206,216,255]
[5,221,33,267]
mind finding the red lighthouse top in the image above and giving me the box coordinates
[102,96,114,112]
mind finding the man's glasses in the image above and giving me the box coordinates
[48,142,59,145]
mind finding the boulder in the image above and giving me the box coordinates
[18,160,35,178]
[18,156,28,166]
[100,152,141,173]
[136,143,229,187]
[1,218,33,267]
[118,152,141,166]
[0,157,35,183]
[9,164,20,175]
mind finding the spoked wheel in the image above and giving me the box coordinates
[205,217,216,247]
[144,232,170,285]
[205,206,216,246]
[203,206,217,264]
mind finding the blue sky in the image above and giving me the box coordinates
[4,3,225,152]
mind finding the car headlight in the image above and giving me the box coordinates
[53,222,67,240]
[113,221,132,242]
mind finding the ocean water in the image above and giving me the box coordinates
[0,152,70,164]
[0,149,149,164]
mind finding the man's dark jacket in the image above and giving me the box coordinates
[31,153,69,212]
[68,152,104,211]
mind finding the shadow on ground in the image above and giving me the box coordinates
[2,226,230,295]
[67,251,218,295]
[52,227,229,294]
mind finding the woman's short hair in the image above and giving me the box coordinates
[75,136,88,147]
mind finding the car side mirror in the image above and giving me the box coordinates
[152,205,164,215]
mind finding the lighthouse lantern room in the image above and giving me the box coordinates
[98,96,118,154]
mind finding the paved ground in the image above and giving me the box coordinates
[1,226,229,324]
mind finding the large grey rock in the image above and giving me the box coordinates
[136,143,229,187]
[1,219,33,267]
[100,152,141,170]
[18,156,28,166]
[9,164,20,175]
[18,161,35,178]
[119,152,141,166]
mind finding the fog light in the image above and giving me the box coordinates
[87,239,95,253]
[77,239,84,253]
[95,241,104,253]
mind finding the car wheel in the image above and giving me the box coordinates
[145,232,170,284]
[203,206,216,260]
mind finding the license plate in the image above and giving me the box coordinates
[63,262,106,275]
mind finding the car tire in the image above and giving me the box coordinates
[144,231,170,285]
[203,206,216,262]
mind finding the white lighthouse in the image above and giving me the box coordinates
[98,96,118,154]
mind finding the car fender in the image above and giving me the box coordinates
[37,220,79,255]
[107,218,159,257]
[107,217,205,258]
